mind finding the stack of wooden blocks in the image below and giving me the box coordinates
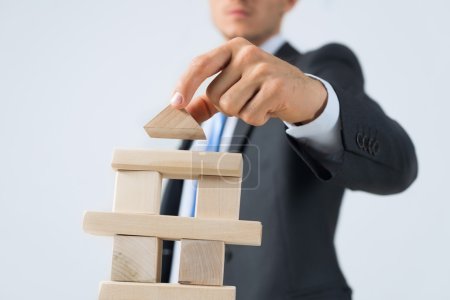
[83,106,262,300]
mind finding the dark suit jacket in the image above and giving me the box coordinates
[160,42,418,300]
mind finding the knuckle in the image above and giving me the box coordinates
[261,77,283,98]
[219,97,235,114]
[252,62,271,77]
[230,36,250,46]
[253,118,266,126]
[240,111,260,126]
[190,55,208,69]
[268,77,284,91]
[237,45,260,64]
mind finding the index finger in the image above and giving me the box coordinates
[170,44,233,109]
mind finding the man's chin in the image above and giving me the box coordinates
[223,30,259,44]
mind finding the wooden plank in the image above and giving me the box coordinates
[196,175,241,219]
[83,212,262,246]
[111,236,162,283]
[111,149,242,179]
[113,171,162,214]
[144,104,206,140]
[179,239,225,286]
[112,171,162,283]
[99,281,235,300]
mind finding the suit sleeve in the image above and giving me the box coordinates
[287,43,418,195]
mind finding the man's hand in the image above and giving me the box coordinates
[171,37,328,126]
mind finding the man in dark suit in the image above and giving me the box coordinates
[160,0,418,299]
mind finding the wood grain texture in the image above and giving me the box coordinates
[83,212,262,246]
[112,149,242,179]
[113,171,162,214]
[144,105,206,140]
[111,236,162,283]
[179,239,225,286]
[196,175,241,219]
[99,281,235,300]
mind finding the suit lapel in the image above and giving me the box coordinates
[228,42,301,153]
[274,42,301,63]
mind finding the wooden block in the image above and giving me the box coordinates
[111,235,162,283]
[144,104,206,140]
[112,149,242,179]
[112,171,162,283]
[113,171,162,214]
[99,281,235,300]
[83,212,262,246]
[179,239,225,286]
[196,176,241,219]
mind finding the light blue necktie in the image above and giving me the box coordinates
[190,113,228,217]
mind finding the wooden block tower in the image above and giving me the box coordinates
[83,105,263,300]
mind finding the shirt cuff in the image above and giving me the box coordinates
[284,74,343,154]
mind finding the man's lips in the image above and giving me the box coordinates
[228,8,250,18]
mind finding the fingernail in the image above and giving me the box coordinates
[170,92,183,106]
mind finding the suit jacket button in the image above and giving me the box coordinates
[368,138,375,155]
[372,140,380,155]
[356,132,364,148]
[362,135,369,151]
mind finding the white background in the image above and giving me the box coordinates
[1,0,449,299]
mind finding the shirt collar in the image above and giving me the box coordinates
[259,34,286,55]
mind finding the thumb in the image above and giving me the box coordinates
[185,94,218,124]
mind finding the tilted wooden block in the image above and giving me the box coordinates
[112,149,242,179]
[196,175,241,220]
[111,170,162,283]
[144,104,206,140]
[179,239,225,286]
[111,235,162,283]
[113,171,162,214]
[99,281,235,300]
[83,212,262,246]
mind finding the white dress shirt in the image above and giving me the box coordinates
[169,34,343,283]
